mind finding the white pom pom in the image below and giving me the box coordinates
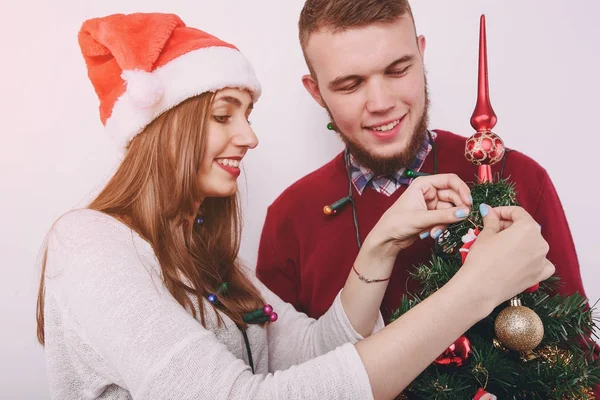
[461,228,478,243]
[121,70,164,109]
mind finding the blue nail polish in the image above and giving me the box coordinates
[469,195,473,204]
[455,209,469,218]
[480,203,489,217]
[432,229,443,240]
[419,231,430,240]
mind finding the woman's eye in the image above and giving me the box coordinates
[213,115,231,123]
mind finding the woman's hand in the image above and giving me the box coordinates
[454,205,554,310]
[367,174,473,256]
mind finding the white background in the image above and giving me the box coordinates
[1,1,598,398]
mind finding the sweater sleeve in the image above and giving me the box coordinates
[256,204,302,309]
[532,174,600,397]
[46,211,374,400]
[532,172,587,298]
[248,273,385,371]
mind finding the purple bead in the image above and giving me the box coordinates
[195,217,204,225]
[263,304,273,315]
[269,312,278,322]
[208,294,218,304]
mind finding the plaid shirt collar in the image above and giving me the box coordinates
[348,130,437,196]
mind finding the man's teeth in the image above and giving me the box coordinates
[371,119,400,132]
[217,159,240,168]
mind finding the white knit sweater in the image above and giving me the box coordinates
[43,209,383,399]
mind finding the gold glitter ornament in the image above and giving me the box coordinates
[494,297,544,352]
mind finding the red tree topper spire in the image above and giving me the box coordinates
[471,14,497,132]
[464,14,505,183]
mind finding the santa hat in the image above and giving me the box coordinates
[78,13,261,152]
[473,388,497,400]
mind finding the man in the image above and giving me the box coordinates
[256,0,588,324]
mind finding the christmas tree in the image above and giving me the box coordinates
[391,16,599,400]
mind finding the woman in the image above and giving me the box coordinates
[36,13,553,399]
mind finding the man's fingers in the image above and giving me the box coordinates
[433,189,470,209]
[414,174,472,206]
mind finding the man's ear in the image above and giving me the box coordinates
[302,74,326,108]
[417,35,427,59]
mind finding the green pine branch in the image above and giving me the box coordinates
[440,177,518,252]
[522,291,598,344]
[410,255,462,296]
[389,176,599,399]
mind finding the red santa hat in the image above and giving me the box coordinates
[473,388,497,400]
[78,13,261,153]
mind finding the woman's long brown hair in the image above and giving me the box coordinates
[36,93,264,345]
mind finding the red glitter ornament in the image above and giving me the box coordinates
[465,132,505,166]
[524,283,540,293]
[434,335,472,367]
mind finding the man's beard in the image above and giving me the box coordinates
[326,84,430,177]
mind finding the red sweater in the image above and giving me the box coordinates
[256,130,589,321]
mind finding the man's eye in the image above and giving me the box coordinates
[388,66,410,76]
[340,82,361,92]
